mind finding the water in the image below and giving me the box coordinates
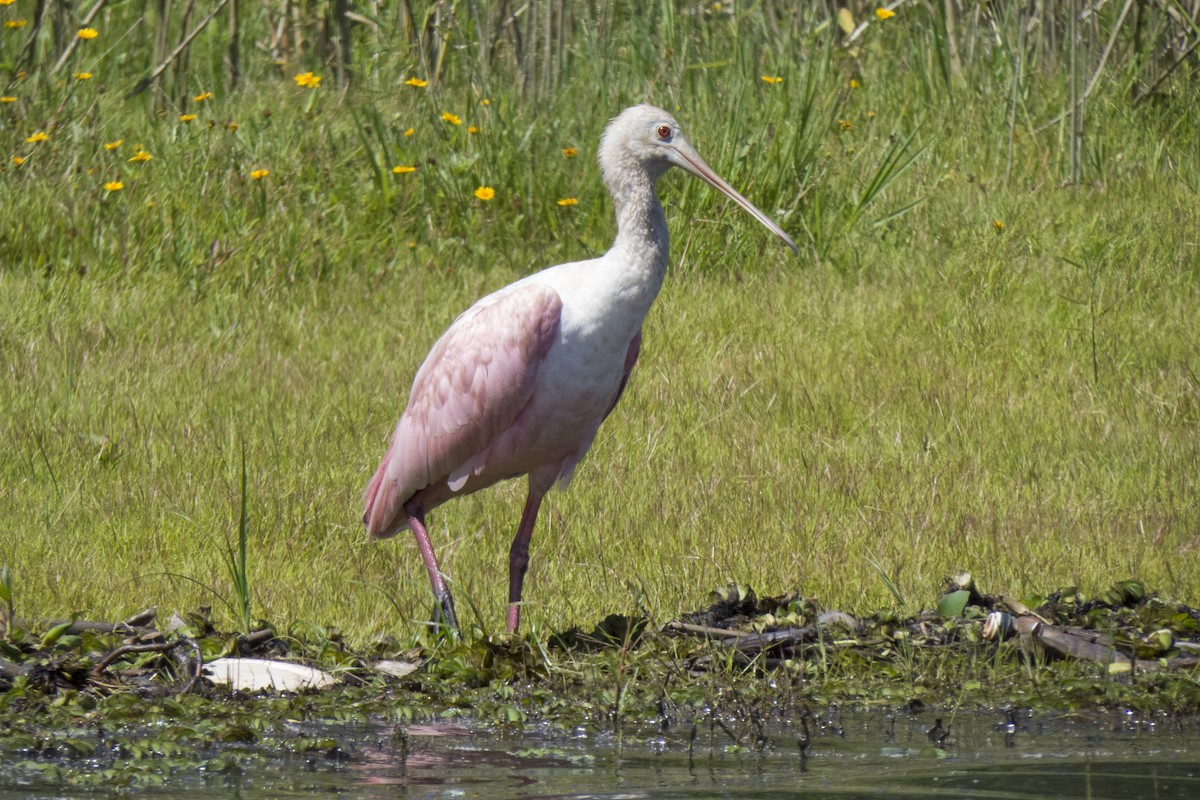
[5,711,1199,798]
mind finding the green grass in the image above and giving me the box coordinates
[1,3,1198,644]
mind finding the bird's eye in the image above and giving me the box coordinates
[656,125,672,140]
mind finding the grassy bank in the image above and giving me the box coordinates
[1,2,1198,643]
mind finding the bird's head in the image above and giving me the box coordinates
[598,104,796,253]
[598,104,687,183]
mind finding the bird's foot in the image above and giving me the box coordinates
[433,591,460,634]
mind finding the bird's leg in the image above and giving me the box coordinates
[407,509,459,631]
[506,487,546,634]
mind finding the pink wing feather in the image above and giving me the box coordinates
[363,283,563,539]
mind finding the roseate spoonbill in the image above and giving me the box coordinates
[363,104,796,633]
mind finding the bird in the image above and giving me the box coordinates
[362,103,796,634]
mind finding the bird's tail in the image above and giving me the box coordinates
[362,438,409,540]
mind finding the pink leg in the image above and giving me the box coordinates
[506,488,546,634]
[407,509,459,631]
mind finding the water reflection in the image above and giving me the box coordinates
[2,711,1197,798]
[338,712,1200,799]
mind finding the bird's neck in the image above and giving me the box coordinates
[607,166,670,292]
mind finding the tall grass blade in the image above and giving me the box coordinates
[217,440,252,634]
[866,558,907,612]
[0,564,13,635]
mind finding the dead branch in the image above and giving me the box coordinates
[127,0,231,98]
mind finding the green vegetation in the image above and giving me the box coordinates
[1,2,1198,647]
[3,576,1200,792]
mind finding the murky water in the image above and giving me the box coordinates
[5,711,1199,798]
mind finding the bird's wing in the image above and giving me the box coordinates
[603,329,642,420]
[363,283,563,538]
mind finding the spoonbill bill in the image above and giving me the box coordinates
[363,104,796,633]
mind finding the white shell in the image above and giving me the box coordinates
[373,659,421,678]
[202,658,337,692]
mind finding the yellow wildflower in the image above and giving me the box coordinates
[25,131,49,143]
[392,165,416,174]
[194,91,214,102]
[474,186,495,201]
[179,113,197,122]
[992,219,1005,232]
[850,79,861,89]
[875,8,895,20]
[404,127,414,137]
[129,150,152,162]
[104,181,124,192]
[556,198,577,206]
[480,98,490,106]
[760,75,783,85]
[442,112,461,125]
[405,77,428,88]
[250,169,269,180]
[468,125,478,134]
[294,72,321,89]
[0,1,16,6]
[866,111,876,119]
[837,119,852,130]
[74,72,93,81]
[226,122,239,132]
[11,156,26,166]
[104,140,122,150]
[1,96,16,103]
[562,147,577,158]
[5,20,29,29]
[77,27,99,39]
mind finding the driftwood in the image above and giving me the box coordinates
[1004,614,1200,673]
[667,621,823,652]
[1,610,281,694]
[667,580,1200,673]
[236,628,275,648]
[90,637,203,692]
[7,608,160,640]
[0,658,28,681]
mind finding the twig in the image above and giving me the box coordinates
[124,607,158,628]
[843,1,908,46]
[227,0,240,89]
[667,620,823,651]
[1034,0,1135,133]
[90,638,204,691]
[90,641,177,677]
[1069,0,1082,185]
[18,617,158,638]
[1133,31,1200,105]
[180,638,204,692]
[1004,3,1026,182]
[15,0,51,77]
[999,594,1051,624]
[126,0,231,98]
[236,628,275,648]
[51,0,111,74]
[0,658,28,681]
[1085,0,1135,101]
[665,621,747,639]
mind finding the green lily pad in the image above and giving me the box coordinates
[935,590,970,619]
